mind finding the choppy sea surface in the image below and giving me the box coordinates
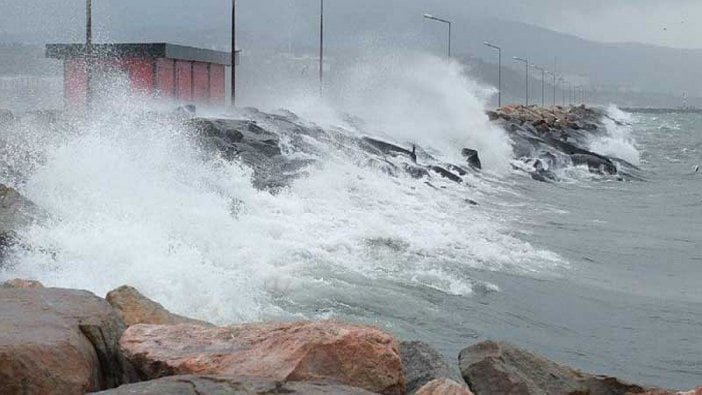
[1,55,700,390]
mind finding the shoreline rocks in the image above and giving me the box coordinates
[1,281,699,395]
[120,321,405,395]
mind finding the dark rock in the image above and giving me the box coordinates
[461,149,482,170]
[430,166,463,183]
[400,341,463,394]
[0,287,138,394]
[485,111,499,121]
[0,184,45,262]
[571,154,618,175]
[459,341,647,395]
[90,375,378,394]
[362,137,414,158]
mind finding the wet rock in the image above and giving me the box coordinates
[0,287,137,394]
[106,285,212,327]
[120,321,405,395]
[0,184,44,262]
[461,149,482,169]
[571,153,618,175]
[458,341,646,395]
[430,166,463,183]
[1,278,44,289]
[400,341,463,394]
[415,378,474,395]
[361,137,414,159]
[90,375,378,395]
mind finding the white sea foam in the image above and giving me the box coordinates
[0,54,563,324]
[589,105,641,165]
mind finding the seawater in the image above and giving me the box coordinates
[0,53,700,390]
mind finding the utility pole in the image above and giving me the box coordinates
[231,0,237,107]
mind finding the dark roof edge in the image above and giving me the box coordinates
[45,43,233,65]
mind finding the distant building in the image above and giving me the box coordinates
[46,43,235,110]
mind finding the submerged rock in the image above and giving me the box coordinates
[0,287,137,394]
[120,321,405,395]
[400,341,463,394]
[90,375,378,395]
[458,341,647,395]
[106,285,212,327]
[415,378,474,395]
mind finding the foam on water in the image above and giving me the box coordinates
[1,54,564,324]
[589,105,641,165]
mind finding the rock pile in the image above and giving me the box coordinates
[0,280,698,394]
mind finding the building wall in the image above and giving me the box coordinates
[124,58,155,95]
[209,64,225,104]
[156,58,176,98]
[175,60,192,101]
[192,62,210,103]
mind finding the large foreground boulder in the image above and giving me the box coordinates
[400,341,463,394]
[459,341,647,395]
[91,375,378,394]
[1,278,44,289]
[120,321,405,395]
[415,378,474,395]
[106,285,212,327]
[0,287,137,394]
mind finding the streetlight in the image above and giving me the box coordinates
[319,0,324,95]
[86,0,93,112]
[513,56,529,106]
[532,65,546,107]
[424,14,452,58]
[231,0,237,107]
[483,42,502,108]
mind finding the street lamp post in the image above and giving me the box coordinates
[86,0,93,112]
[424,14,452,58]
[513,57,529,106]
[319,0,324,95]
[483,42,502,108]
[231,0,237,107]
[532,65,546,107]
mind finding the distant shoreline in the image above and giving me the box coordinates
[621,107,702,114]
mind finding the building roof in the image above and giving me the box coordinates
[46,43,237,66]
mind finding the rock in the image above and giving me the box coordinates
[90,375,378,395]
[430,166,463,183]
[415,378,474,395]
[106,285,212,327]
[459,341,646,395]
[461,149,482,170]
[0,287,137,394]
[400,341,462,394]
[120,321,404,395]
[0,184,44,261]
[1,278,44,288]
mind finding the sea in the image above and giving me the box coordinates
[0,53,700,390]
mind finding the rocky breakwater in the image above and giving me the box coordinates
[488,105,640,181]
[0,183,46,263]
[1,276,700,394]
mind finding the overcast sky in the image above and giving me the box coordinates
[0,0,700,49]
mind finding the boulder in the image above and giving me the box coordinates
[458,341,646,395]
[90,375,378,394]
[415,378,474,395]
[1,278,44,289]
[0,287,137,394]
[400,341,462,394]
[120,321,404,395]
[106,285,212,327]
[461,149,482,170]
[0,184,44,261]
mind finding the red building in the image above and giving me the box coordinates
[46,43,232,110]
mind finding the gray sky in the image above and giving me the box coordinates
[0,0,700,49]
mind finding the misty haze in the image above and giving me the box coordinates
[0,1,700,395]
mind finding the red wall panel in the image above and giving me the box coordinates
[176,61,192,101]
[209,64,225,105]
[65,58,87,111]
[192,62,210,103]
[125,58,155,95]
[156,58,176,99]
